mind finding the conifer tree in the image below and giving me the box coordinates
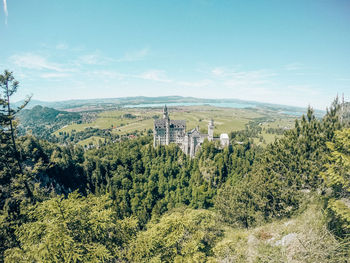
[323,128,350,237]
[0,70,31,261]
[0,70,32,200]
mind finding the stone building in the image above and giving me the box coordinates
[153,105,186,146]
[220,133,230,148]
[153,105,229,157]
[340,94,350,125]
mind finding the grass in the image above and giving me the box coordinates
[55,106,262,136]
[77,136,105,147]
[212,194,349,263]
[53,105,296,146]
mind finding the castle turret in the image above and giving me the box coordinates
[163,105,169,119]
[208,119,214,141]
[163,105,170,145]
[340,93,345,124]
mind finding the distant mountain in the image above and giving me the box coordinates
[13,99,57,109]
[14,96,325,117]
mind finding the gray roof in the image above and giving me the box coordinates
[187,128,201,136]
[154,119,186,128]
[170,120,186,127]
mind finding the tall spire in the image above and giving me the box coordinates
[208,119,214,141]
[163,105,169,119]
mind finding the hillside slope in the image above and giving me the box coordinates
[18,105,81,139]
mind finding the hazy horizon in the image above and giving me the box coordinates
[15,94,332,111]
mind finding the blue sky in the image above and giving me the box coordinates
[0,0,349,110]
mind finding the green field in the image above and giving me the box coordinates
[54,105,296,146]
[55,106,260,135]
[77,136,106,147]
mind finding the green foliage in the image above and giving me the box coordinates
[18,105,81,140]
[4,192,138,263]
[0,70,32,260]
[323,128,350,236]
[215,177,266,228]
[215,103,344,227]
[323,128,350,193]
[13,135,87,194]
[82,136,256,226]
[213,197,349,263]
[126,208,223,262]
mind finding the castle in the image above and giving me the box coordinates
[153,105,229,157]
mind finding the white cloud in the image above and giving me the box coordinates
[284,62,303,71]
[211,67,226,77]
[56,43,69,50]
[40,73,71,79]
[211,67,275,79]
[285,84,319,96]
[78,54,101,65]
[90,70,128,80]
[76,52,113,65]
[3,0,8,25]
[10,53,69,72]
[211,68,276,89]
[139,70,171,82]
[118,48,149,62]
[178,79,212,88]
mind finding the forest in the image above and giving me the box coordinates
[0,70,349,262]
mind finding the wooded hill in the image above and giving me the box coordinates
[18,105,81,140]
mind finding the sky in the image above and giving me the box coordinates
[0,0,349,110]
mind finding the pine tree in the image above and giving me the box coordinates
[0,70,31,261]
[0,70,32,200]
[323,128,350,237]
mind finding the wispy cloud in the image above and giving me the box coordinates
[78,54,102,65]
[211,67,275,78]
[211,67,226,77]
[40,72,71,79]
[56,43,69,50]
[90,70,128,80]
[10,53,69,72]
[3,0,8,25]
[284,62,304,71]
[139,70,171,82]
[77,48,149,65]
[118,48,149,62]
[76,52,114,65]
[9,53,76,72]
[210,67,276,89]
[178,79,212,88]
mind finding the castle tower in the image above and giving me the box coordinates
[163,105,169,119]
[163,105,170,145]
[340,93,345,124]
[208,119,214,141]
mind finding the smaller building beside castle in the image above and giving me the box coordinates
[153,105,229,157]
[340,94,350,125]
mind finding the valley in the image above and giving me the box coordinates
[19,101,298,148]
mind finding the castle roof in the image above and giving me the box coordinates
[154,119,186,129]
[187,128,201,137]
